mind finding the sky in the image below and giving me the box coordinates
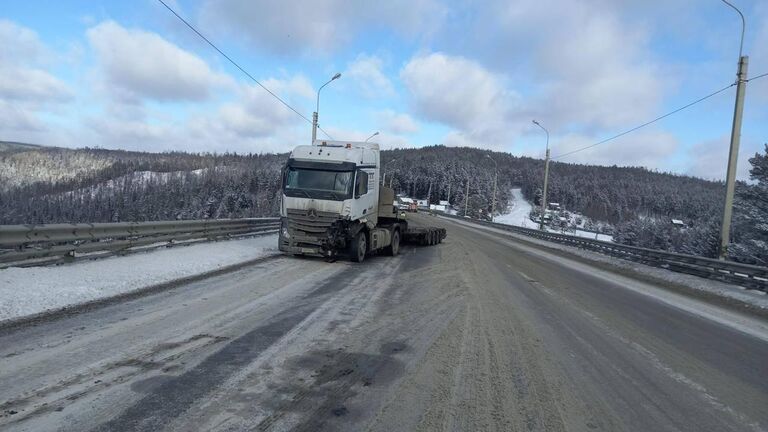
[1,0,767,181]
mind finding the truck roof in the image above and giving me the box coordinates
[291,142,379,166]
[313,140,379,150]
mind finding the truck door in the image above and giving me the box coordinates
[354,169,377,220]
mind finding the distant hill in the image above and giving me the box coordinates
[4,143,759,260]
[0,141,46,152]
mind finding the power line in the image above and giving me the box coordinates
[156,0,332,139]
[748,71,768,82]
[552,82,736,160]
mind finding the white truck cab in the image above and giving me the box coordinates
[281,140,380,224]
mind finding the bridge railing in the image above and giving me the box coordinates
[438,213,768,291]
[0,218,280,268]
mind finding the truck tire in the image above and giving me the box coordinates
[350,231,367,263]
[385,229,400,256]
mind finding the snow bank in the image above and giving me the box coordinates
[0,234,279,323]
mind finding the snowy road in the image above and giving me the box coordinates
[1,215,767,431]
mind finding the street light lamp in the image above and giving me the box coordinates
[365,131,379,142]
[532,120,550,231]
[485,154,498,222]
[718,0,749,260]
[312,72,342,144]
[382,158,397,186]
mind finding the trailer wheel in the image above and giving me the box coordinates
[385,229,400,256]
[350,231,367,263]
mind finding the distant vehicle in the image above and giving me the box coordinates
[396,197,415,211]
[279,140,446,262]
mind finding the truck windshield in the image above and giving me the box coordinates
[284,168,353,200]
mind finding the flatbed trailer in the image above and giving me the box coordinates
[402,226,447,246]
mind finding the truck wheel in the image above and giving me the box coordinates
[350,231,367,263]
[385,229,400,256]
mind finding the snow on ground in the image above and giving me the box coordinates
[494,188,613,242]
[0,234,279,324]
[494,189,533,227]
[551,227,614,242]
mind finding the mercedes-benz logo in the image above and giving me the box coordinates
[307,209,317,220]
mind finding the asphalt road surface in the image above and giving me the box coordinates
[1,214,767,432]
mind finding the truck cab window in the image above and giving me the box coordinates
[356,170,368,197]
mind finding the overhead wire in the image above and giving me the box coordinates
[747,71,768,82]
[155,0,333,139]
[551,82,736,160]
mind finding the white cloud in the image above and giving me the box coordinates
[376,110,419,134]
[208,78,312,139]
[0,101,44,132]
[547,130,679,169]
[401,53,516,131]
[0,19,47,64]
[0,68,72,103]
[81,74,315,154]
[321,126,413,150]
[0,20,72,136]
[686,136,761,182]
[199,0,446,55]
[345,54,394,98]
[87,21,230,103]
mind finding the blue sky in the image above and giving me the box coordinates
[1,0,767,180]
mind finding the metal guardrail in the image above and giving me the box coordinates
[0,218,280,268]
[439,213,768,291]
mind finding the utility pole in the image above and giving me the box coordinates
[311,112,318,144]
[447,182,451,205]
[486,155,498,222]
[492,173,497,221]
[719,0,748,260]
[533,120,550,230]
[540,149,550,230]
[464,180,469,216]
[719,55,749,259]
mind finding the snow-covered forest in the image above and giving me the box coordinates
[1,142,766,264]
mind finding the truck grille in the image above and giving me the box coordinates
[285,209,339,247]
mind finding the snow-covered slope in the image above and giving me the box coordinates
[495,189,535,228]
[494,188,613,241]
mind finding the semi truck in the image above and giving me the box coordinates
[278,140,446,262]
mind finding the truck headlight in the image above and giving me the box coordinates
[280,218,290,239]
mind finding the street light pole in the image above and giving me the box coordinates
[486,154,498,221]
[719,0,749,260]
[312,72,341,145]
[365,131,379,142]
[533,120,550,230]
